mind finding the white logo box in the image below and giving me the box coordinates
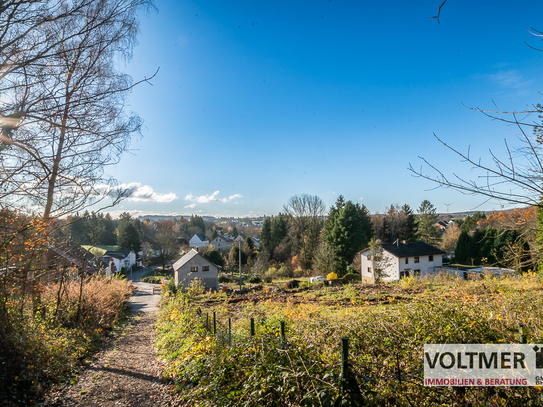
[424,344,543,386]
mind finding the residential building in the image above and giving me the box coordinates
[360,241,445,283]
[209,235,234,253]
[173,248,219,290]
[189,233,209,248]
[99,250,137,274]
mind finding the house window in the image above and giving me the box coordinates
[202,266,209,271]
[429,255,434,262]
[414,270,421,277]
[414,256,420,264]
[400,270,410,279]
[191,266,198,272]
[405,258,409,265]
[367,267,372,274]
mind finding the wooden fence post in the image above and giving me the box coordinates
[281,321,286,345]
[229,318,232,344]
[250,317,255,336]
[213,311,216,335]
[518,322,527,344]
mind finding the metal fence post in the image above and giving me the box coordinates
[281,321,286,345]
[213,311,216,335]
[250,317,255,336]
[206,313,209,331]
[229,318,232,344]
[518,322,527,344]
[341,337,349,383]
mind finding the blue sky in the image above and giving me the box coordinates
[103,0,543,218]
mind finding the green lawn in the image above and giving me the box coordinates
[81,245,120,257]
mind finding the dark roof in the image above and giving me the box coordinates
[193,233,208,242]
[49,243,107,274]
[368,241,445,258]
[104,250,132,259]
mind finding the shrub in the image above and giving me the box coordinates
[264,276,273,283]
[142,276,165,284]
[343,273,360,282]
[248,276,262,284]
[293,266,307,277]
[276,264,293,278]
[327,272,338,280]
[166,279,178,296]
[218,274,231,283]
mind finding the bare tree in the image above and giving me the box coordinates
[409,108,543,209]
[283,194,326,262]
[1,0,156,218]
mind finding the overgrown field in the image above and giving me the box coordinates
[156,274,543,406]
[0,276,133,406]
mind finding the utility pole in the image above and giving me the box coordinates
[239,239,242,292]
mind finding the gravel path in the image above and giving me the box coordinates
[42,283,175,407]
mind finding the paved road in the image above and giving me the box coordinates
[128,265,153,282]
[129,281,162,313]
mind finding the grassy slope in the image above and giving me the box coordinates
[156,274,543,406]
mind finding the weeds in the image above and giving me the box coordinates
[0,276,132,405]
[156,274,543,406]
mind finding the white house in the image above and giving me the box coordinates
[99,250,137,274]
[173,248,219,290]
[209,235,234,253]
[189,233,209,248]
[234,235,244,245]
[360,241,444,282]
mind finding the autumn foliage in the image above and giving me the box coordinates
[0,211,133,405]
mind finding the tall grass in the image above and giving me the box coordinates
[0,276,132,405]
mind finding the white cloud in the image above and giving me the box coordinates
[119,182,178,203]
[220,194,242,203]
[184,203,196,209]
[359,197,364,201]
[185,190,242,204]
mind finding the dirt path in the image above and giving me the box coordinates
[42,283,175,407]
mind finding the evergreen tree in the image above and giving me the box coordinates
[415,200,440,244]
[260,218,273,255]
[118,220,142,252]
[184,215,206,235]
[99,213,117,245]
[204,250,225,268]
[454,230,474,265]
[231,226,239,238]
[270,214,288,249]
[245,236,255,251]
[399,204,417,241]
[322,196,374,275]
